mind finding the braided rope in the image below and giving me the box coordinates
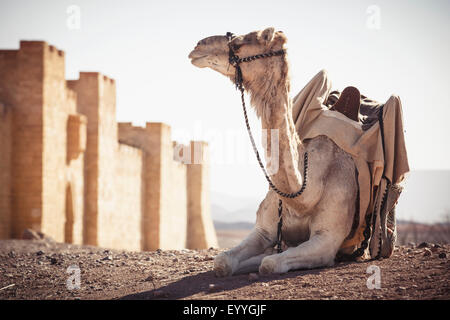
[336,179,390,261]
[237,50,286,64]
[238,83,309,199]
[237,65,308,254]
[225,33,308,199]
[226,32,308,253]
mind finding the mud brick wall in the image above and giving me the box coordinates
[41,44,69,242]
[143,123,169,250]
[73,74,145,250]
[0,49,17,239]
[155,123,186,250]
[0,43,45,239]
[71,72,117,247]
[0,42,87,244]
[160,156,187,249]
[119,122,189,250]
[119,123,217,250]
[69,73,100,245]
[9,42,45,237]
[0,103,12,239]
[112,143,144,251]
[0,40,217,251]
[118,123,155,249]
[186,141,218,249]
[95,75,119,249]
[65,111,86,245]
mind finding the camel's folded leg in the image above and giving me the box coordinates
[259,205,353,274]
[214,227,274,277]
[214,191,279,277]
[233,248,277,275]
[259,232,340,274]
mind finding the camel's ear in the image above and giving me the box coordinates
[259,27,275,45]
[274,30,287,46]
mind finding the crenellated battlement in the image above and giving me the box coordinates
[19,40,47,50]
[145,121,170,132]
[79,71,100,78]
[74,72,115,84]
[0,40,217,251]
[48,44,65,57]
[102,74,115,84]
[118,122,145,135]
[0,50,18,58]
[18,41,65,60]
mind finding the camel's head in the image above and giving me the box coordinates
[188,27,287,81]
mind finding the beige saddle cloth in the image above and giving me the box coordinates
[292,70,410,258]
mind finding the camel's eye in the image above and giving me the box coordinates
[230,42,242,52]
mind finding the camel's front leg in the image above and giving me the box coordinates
[259,231,340,274]
[214,191,279,277]
[214,227,274,277]
[259,203,354,274]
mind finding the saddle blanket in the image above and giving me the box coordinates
[291,70,410,257]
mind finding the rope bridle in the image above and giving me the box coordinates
[226,32,308,253]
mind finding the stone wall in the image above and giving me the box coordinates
[112,143,144,251]
[10,42,45,238]
[160,155,187,249]
[0,49,16,240]
[0,40,217,252]
[95,75,119,249]
[119,124,217,250]
[42,44,70,242]
[0,103,12,239]
[68,73,100,245]
[65,112,86,245]
[118,123,189,250]
[117,123,155,249]
[186,141,218,249]
[118,122,184,250]
[71,74,146,251]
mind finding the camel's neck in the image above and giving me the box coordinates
[244,64,305,195]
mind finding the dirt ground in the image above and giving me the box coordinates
[0,239,448,300]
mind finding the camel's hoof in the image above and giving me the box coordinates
[259,256,279,275]
[214,252,233,277]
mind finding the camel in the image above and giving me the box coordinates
[188,28,363,276]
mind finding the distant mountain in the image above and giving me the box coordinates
[213,220,254,230]
[211,203,257,223]
[211,191,261,213]
[395,170,450,223]
[210,191,261,223]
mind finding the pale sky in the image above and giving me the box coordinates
[1,0,449,203]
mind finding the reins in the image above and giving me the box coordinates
[226,32,309,253]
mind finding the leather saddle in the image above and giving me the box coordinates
[328,86,361,122]
[326,86,383,131]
